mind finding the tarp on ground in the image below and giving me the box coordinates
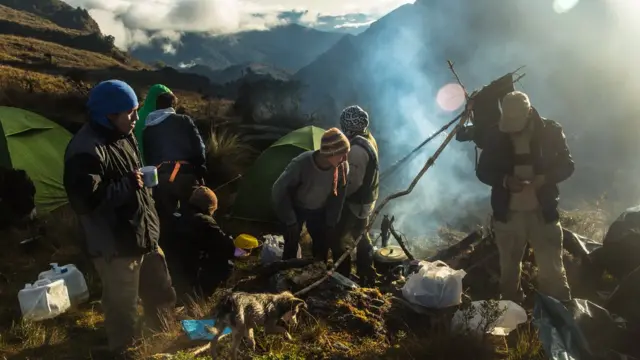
[590,205,640,279]
[533,292,637,360]
[0,107,71,213]
[232,126,325,223]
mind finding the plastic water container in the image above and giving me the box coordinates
[18,278,71,321]
[38,263,89,306]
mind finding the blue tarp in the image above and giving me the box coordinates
[181,319,232,341]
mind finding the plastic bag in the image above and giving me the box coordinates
[18,278,71,321]
[451,300,527,336]
[260,235,301,265]
[401,260,466,309]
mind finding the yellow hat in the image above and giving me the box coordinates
[234,234,259,250]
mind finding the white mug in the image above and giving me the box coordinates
[140,166,158,187]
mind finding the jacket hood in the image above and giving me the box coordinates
[146,108,176,127]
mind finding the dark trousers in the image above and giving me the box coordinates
[283,208,327,261]
[335,209,376,284]
[154,171,198,248]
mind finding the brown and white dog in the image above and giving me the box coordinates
[206,290,306,359]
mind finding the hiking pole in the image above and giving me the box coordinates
[213,174,243,191]
[295,107,470,296]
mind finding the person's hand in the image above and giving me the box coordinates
[505,175,526,193]
[530,175,546,190]
[133,170,143,189]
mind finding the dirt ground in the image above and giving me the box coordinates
[0,206,612,360]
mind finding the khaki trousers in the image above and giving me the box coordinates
[93,249,176,352]
[93,256,143,352]
[493,210,571,302]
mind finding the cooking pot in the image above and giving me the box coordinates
[373,245,408,275]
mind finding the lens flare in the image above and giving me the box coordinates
[436,83,466,112]
[553,0,580,14]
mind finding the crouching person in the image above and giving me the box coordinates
[476,91,573,303]
[174,186,237,296]
[272,128,350,263]
[63,80,173,358]
[336,105,380,286]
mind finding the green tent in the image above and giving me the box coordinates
[232,125,325,223]
[0,107,71,214]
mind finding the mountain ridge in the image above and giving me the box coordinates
[131,23,345,73]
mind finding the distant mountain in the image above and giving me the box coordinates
[0,0,100,33]
[185,62,292,85]
[294,0,618,123]
[132,24,345,73]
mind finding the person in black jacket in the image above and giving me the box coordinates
[63,80,174,357]
[172,186,236,296]
[143,91,206,242]
[476,91,574,303]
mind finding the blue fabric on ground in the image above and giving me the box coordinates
[181,319,232,341]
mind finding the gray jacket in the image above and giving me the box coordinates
[271,151,348,227]
[63,121,160,258]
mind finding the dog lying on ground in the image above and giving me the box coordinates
[206,290,307,359]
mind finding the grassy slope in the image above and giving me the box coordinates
[0,4,82,34]
[0,206,610,360]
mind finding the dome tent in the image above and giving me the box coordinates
[0,107,71,214]
[232,126,325,223]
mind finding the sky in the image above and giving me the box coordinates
[63,0,414,49]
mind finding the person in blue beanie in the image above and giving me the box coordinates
[63,80,175,359]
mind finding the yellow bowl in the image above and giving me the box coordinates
[234,234,260,250]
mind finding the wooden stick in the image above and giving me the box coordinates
[389,223,415,261]
[190,343,210,356]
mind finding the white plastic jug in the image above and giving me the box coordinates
[18,278,71,321]
[38,263,89,306]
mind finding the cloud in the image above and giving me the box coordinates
[64,0,413,49]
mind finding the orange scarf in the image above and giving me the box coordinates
[332,162,347,196]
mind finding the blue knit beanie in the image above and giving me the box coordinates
[87,80,139,129]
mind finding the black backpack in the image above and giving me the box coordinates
[456,72,516,149]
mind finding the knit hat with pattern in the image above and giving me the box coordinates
[340,105,369,138]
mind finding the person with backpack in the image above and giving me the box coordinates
[272,127,351,263]
[336,105,380,286]
[143,91,206,244]
[135,84,172,160]
[476,91,574,303]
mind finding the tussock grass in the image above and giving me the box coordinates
[204,128,257,190]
